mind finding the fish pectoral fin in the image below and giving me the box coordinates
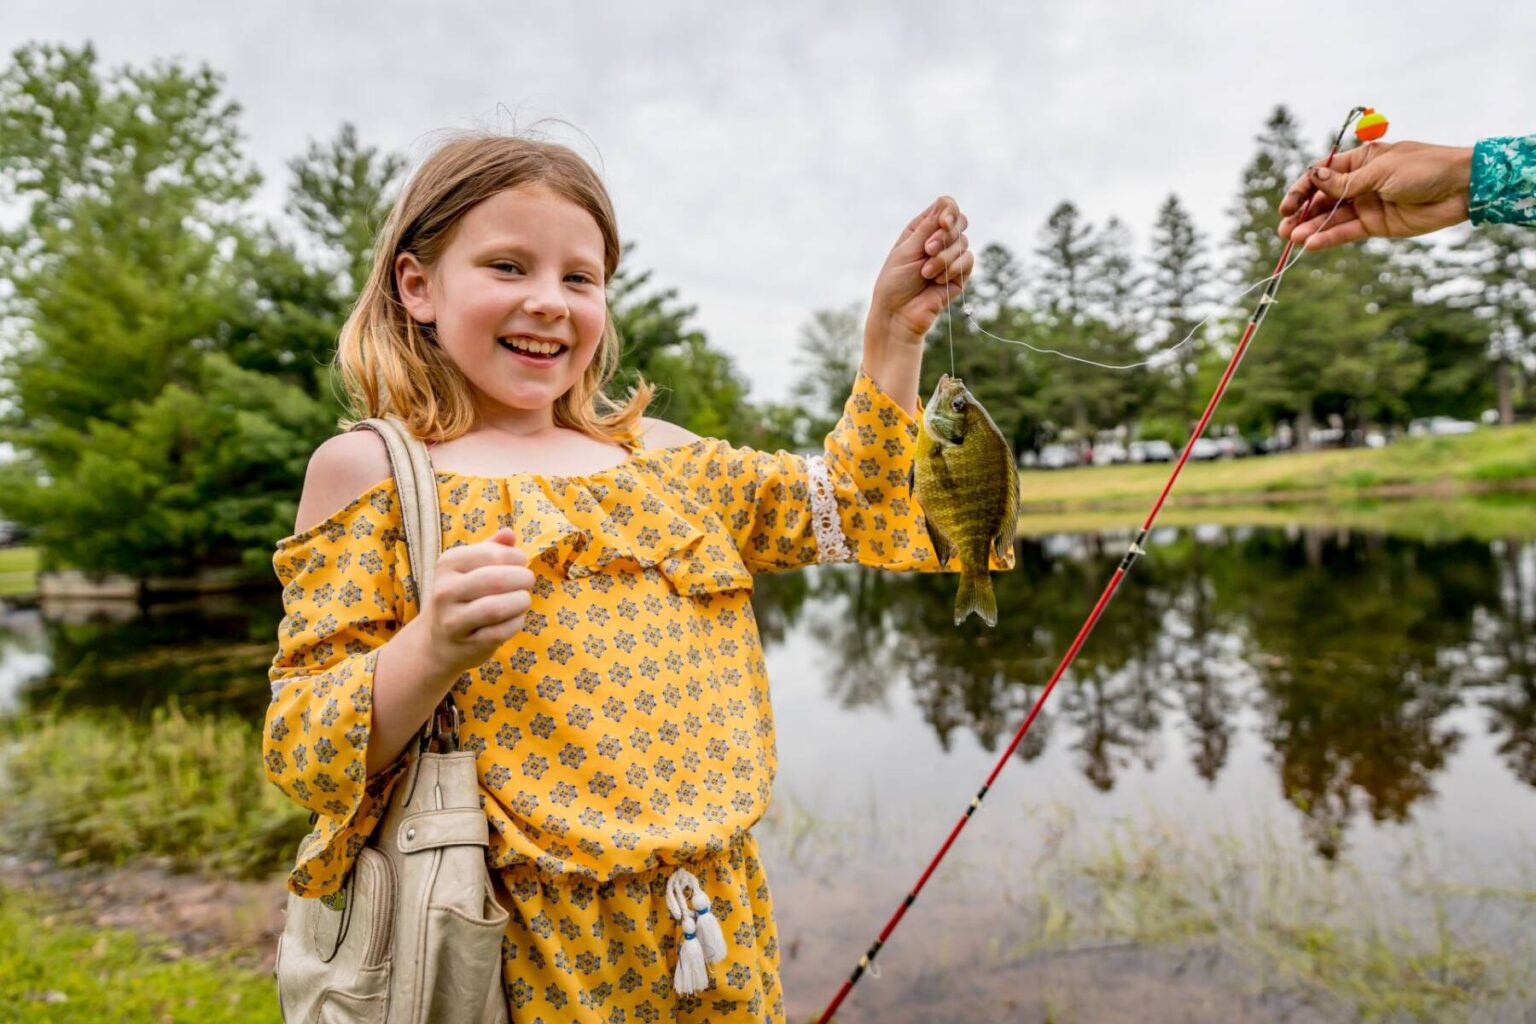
[994,516,1016,564]
[923,515,954,568]
[994,461,1020,564]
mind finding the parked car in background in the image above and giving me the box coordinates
[1037,444,1080,469]
[1129,440,1175,463]
[1189,437,1221,460]
[1217,435,1250,458]
[1093,441,1128,465]
[1307,427,1345,448]
[1409,416,1476,436]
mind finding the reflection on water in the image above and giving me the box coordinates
[753,525,1536,862]
[0,591,282,720]
[4,525,1536,862]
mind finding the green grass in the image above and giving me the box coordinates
[0,887,279,1024]
[0,545,39,598]
[0,704,310,877]
[1019,422,1536,511]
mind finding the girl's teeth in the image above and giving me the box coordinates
[505,338,562,356]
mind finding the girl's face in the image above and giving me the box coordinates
[396,184,609,430]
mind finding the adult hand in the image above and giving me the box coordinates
[1278,141,1474,252]
[869,196,972,342]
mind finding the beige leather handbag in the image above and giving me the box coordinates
[275,416,510,1024]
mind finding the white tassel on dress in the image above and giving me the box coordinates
[666,868,728,995]
[690,887,727,963]
[673,921,710,995]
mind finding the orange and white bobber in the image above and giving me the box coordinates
[1355,107,1389,142]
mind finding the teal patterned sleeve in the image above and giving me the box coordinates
[1470,135,1536,226]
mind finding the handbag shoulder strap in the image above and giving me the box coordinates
[349,416,442,614]
[348,416,458,751]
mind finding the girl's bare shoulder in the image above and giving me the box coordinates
[639,417,704,449]
[292,431,393,537]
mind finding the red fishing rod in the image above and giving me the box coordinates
[814,104,1371,1023]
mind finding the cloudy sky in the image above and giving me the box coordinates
[4,1,1532,404]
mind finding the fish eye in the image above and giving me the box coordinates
[951,397,967,413]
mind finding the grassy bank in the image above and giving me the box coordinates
[0,886,279,1024]
[0,704,310,877]
[0,545,38,599]
[1019,422,1536,512]
[1010,813,1533,1021]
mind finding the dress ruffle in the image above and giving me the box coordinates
[437,452,755,598]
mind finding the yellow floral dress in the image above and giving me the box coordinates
[263,370,1013,1022]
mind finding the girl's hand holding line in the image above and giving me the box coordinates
[869,195,974,343]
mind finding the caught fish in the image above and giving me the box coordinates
[911,374,1019,627]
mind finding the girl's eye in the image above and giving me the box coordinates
[565,273,595,285]
[491,261,521,274]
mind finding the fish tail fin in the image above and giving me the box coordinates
[954,571,998,627]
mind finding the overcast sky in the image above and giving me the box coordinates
[4,1,1532,404]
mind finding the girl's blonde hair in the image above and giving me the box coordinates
[335,133,653,444]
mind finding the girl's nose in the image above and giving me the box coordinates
[522,273,569,319]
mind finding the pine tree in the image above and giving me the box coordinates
[220,124,406,394]
[1085,216,1147,433]
[921,242,1044,457]
[1223,107,1410,443]
[971,242,1025,322]
[1033,202,1102,437]
[287,123,407,295]
[1146,193,1210,431]
[644,335,755,442]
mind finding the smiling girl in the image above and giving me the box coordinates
[263,133,1004,1021]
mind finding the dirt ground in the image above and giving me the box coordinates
[1,856,286,973]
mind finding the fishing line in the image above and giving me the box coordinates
[944,181,1357,372]
[816,104,1369,1024]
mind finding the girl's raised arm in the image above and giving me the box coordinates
[860,195,973,412]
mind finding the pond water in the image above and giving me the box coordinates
[4,522,1536,1020]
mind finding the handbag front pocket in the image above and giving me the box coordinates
[277,848,399,1022]
[352,849,398,969]
[419,883,510,1018]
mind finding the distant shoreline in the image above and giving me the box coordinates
[1017,422,1536,513]
[1022,476,1536,514]
[6,425,1536,599]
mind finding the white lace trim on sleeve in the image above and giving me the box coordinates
[805,455,853,564]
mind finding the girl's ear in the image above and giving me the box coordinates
[395,252,436,325]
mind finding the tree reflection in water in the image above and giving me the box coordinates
[1469,539,1536,787]
[8,524,1536,862]
[750,525,1536,860]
